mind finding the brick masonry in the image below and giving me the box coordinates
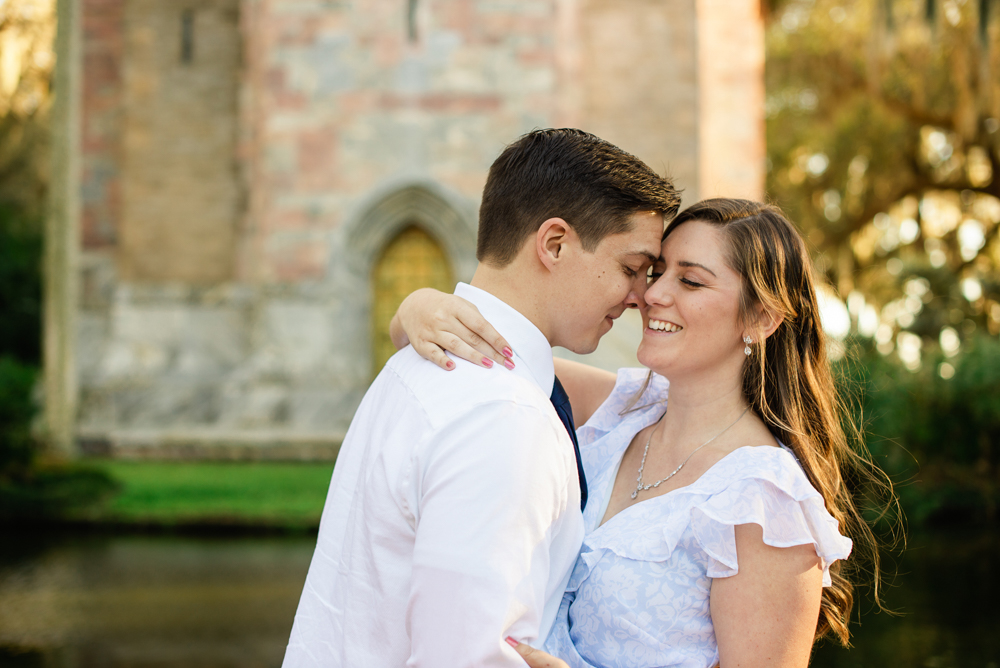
[74,0,764,457]
[81,0,124,251]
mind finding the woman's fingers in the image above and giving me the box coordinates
[505,638,570,668]
[420,330,497,369]
[454,304,513,365]
[413,317,513,370]
[409,339,456,371]
[451,322,514,369]
[395,288,514,370]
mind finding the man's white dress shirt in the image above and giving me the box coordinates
[282,283,585,668]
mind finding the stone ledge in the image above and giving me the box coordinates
[77,428,344,461]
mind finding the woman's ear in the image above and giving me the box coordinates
[746,303,784,342]
[535,218,571,271]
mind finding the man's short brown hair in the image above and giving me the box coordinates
[477,129,681,267]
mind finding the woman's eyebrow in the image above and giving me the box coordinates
[677,260,717,277]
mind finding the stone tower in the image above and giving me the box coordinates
[47,0,764,457]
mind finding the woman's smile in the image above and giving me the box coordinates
[646,318,683,333]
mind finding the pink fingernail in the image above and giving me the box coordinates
[446,360,455,370]
[502,347,513,358]
[503,359,515,370]
[505,636,519,648]
[482,357,494,368]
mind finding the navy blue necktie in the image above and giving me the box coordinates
[550,376,588,510]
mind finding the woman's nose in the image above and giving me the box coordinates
[644,276,673,307]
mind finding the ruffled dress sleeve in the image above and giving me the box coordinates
[687,446,853,587]
[544,417,853,668]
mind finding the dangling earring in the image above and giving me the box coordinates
[743,335,752,356]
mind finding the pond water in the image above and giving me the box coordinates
[0,527,996,667]
[0,530,314,668]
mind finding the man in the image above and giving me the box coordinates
[283,128,680,667]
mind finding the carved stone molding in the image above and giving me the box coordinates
[343,181,478,282]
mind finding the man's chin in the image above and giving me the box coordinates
[563,335,601,356]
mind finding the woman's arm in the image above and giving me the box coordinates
[710,523,824,668]
[552,358,616,427]
[390,288,513,370]
[391,289,618,425]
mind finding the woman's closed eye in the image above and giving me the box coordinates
[646,266,703,287]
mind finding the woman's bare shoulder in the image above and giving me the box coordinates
[553,358,617,426]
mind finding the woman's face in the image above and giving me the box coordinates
[637,220,748,382]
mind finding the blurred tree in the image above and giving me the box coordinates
[766,0,999,369]
[766,0,1000,525]
[0,0,53,218]
[835,335,1000,525]
[0,0,53,479]
[0,0,122,520]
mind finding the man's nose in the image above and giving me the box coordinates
[625,278,648,310]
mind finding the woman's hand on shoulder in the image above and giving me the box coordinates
[505,637,569,668]
[389,287,514,371]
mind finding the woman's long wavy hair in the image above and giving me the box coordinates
[651,198,898,645]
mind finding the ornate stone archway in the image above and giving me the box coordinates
[341,182,477,375]
[343,182,477,281]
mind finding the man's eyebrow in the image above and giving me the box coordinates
[678,260,717,277]
[624,250,659,264]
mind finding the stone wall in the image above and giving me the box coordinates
[81,0,123,251]
[696,0,765,200]
[76,282,368,458]
[77,186,475,457]
[72,0,764,458]
[236,0,568,284]
[574,0,700,205]
[118,0,242,283]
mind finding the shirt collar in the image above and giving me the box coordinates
[454,283,555,395]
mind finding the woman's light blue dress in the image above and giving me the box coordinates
[543,369,853,668]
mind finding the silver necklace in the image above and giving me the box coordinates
[631,405,751,499]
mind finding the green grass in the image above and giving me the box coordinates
[80,461,336,529]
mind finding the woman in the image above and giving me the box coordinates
[392,199,892,668]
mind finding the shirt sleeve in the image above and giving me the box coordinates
[405,400,577,668]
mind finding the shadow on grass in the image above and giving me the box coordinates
[0,465,120,522]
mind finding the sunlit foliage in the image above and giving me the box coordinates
[0,0,52,481]
[766,0,1000,373]
[0,0,54,216]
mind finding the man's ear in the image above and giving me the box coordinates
[535,218,572,271]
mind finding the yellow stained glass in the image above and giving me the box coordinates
[372,226,454,375]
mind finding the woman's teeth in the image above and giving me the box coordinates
[648,318,682,332]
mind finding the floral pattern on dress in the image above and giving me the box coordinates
[544,368,854,668]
